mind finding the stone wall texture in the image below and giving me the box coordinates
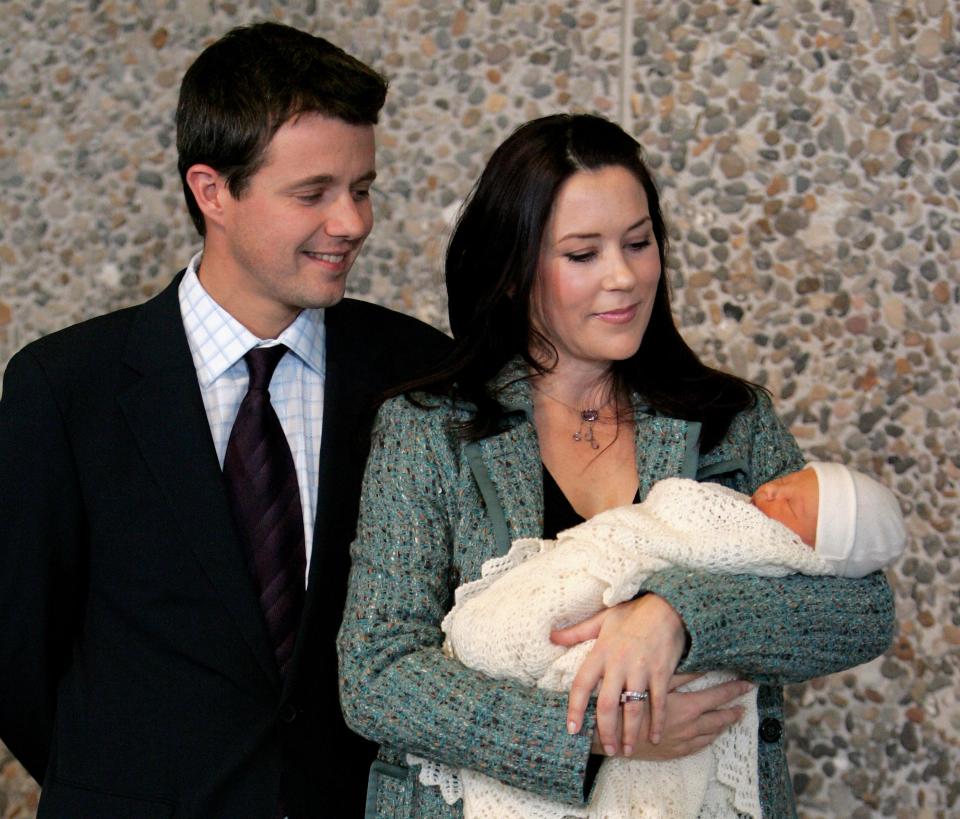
[1,0,957,816]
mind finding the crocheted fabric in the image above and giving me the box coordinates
[411,477,833,819]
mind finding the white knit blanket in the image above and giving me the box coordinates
[409,477,835,819]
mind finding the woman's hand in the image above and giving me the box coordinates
[551,594,687,754]
[589,675,752,760]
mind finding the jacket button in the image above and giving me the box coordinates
[279,704,298,724]
[759,717,782,743]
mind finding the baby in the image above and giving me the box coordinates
[750,461,906,576]
[415,463,906,819]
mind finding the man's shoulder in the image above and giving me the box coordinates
[331,298,448,342]
[328,297,452,369]
[6,275,181,382]
[7,308,138,397]
[318,298,451,408]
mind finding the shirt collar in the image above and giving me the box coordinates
[180,251,326,387]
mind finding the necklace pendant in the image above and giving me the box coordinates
[532,384,611,450]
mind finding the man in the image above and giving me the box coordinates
[0,22,449,818]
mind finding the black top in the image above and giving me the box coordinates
[542,465,587,538]
[542,465,640,538]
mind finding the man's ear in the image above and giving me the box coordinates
[185,164,230,231]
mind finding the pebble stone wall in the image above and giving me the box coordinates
[1,0,957,816]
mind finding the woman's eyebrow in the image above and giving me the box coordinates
[557,217,651,243]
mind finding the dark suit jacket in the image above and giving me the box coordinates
[0,273,451,818]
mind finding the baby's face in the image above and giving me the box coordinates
[751,468,819,547]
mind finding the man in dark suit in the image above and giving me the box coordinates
[0,22,448,818]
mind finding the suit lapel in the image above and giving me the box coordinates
[633,413,702,498]
[289,302,380,679]
[309,303,364,570]
[472,369,545,543]
[476,423,545,542]
[117,276,280,691]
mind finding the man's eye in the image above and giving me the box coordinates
[297,192,325,204]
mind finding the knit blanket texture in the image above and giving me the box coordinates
[410,477,833,818]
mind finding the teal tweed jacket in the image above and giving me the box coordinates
[338,364,895,818]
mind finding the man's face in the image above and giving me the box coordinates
[201,113,376,336]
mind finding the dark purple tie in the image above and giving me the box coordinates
[223,345,305,679]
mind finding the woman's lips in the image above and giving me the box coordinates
[593,304,639,323]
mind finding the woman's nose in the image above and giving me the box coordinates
[602,252,637,290]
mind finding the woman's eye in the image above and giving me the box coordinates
[628,240,651,252]
[566,251,596,263]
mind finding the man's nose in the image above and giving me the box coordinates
[326,192,369,239]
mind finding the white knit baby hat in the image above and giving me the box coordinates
[806,461,907,577]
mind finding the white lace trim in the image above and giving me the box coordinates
[407,754,464,806]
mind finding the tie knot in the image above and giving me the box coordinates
[244,345,288,391]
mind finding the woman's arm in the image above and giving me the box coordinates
[337,397,596,805]
[558,390,895,744]
[646,390,896,683]
[643,570,894,685]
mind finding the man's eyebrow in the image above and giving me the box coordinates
[557,216,650,243]
[284,170,377,189]
[286,174,334,189]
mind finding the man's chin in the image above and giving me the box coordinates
[299,281,349,310]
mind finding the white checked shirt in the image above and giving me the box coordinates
[178,252,325,578]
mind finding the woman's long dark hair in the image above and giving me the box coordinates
[406,113,758,453]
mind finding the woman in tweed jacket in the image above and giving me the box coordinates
[338,115,895,818]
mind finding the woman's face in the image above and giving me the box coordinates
[531,165,661,375]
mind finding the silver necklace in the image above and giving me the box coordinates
[533,385,613,450]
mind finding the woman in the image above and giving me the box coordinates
[338,114,894,817]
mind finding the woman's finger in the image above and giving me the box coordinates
[565,650,605,735]
[692,705,745,739]
[686,678,754,715]
[676,729,724,757]
[596,671,627,754]
[620,683,649,755]
[550,609,607,647]
[668,672,702,691]
[646,669,671,744]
